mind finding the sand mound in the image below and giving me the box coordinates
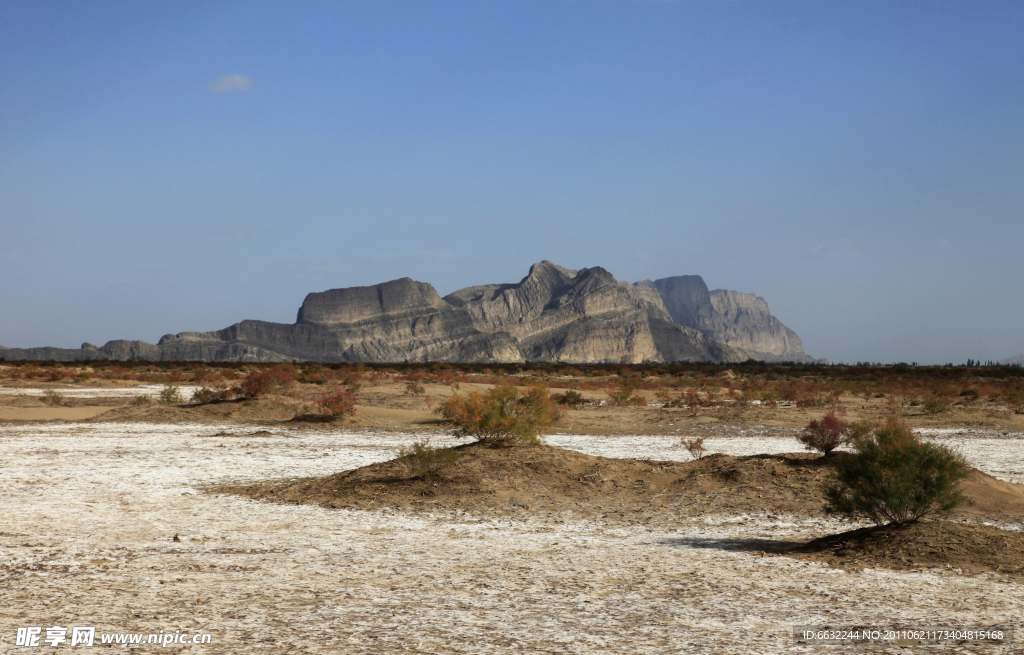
[88,394,301,423]
[224,444,1024,524]
[784,521,1024,577]
[229,442,692,515]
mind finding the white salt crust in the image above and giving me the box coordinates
[0,422,1021,654]
[0,384,201,398]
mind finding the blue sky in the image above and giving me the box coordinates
[2,1,1022,364]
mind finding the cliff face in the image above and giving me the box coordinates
[707,289,807,360]
[441,262,687,363]
[637,275,818,363]
[0,262,817,364]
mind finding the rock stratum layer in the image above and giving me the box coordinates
[1,262,821,364]
[636,276,813,362]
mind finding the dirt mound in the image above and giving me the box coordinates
[222,445,1024,525]
[227,443,695,516]
[87,394,301,424]
[783,521,1024,578]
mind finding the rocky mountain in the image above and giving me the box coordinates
[998,353,1024,366]
[0,262,819,364]
[635,276,817,363]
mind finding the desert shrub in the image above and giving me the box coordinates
[43,389,65,407]
[73,370,92,383]
[312,386,357,419]
[303,372,327,385]
[822,418,969,526]
[605,382,646,407]
[436,383,559,446]
[958,388,980,404]
[333,369,364,392]
[237,366,293,399]
[798,411,852,457]
[922,395,950,415]
[191,367,219,385]
[159,384,184,405]
[397,439,459,479]
[190,386,236,405]
[667,388,720,415]
[132,394,153,406]
[300,363,325,383]
[404,380,425,395]
[552,390,587,408]
[680,437,707,460]
[682,388,703,415]
[1005,385,1024,414]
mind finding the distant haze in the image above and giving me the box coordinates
[2,2,1022,364]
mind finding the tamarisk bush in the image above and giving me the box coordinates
[436,383,561,446]
[798,411,853,457]
[397,439,459,480]
[823,418,969,526]
[313,386,357,419]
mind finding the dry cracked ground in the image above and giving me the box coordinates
[2,394,1024,653]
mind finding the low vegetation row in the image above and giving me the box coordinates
[2,361,1023,415]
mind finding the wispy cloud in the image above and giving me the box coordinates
[808,239,864,260]
[208,75,252,94]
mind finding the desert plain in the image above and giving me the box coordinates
[2,365,1023,654]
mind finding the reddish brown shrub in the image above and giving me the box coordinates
[313,386,357,419]
[680,437,707,460]
[798,411,851,456]
[237,365,294,399]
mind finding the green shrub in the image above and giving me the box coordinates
[159,384,184,405]
[552,390,586,408]
[822,418,969,525]
[132,395,153,406]
[436,383,560,445]
[42,389,65,406]
[923,395,950,415]
[397,439,459,479]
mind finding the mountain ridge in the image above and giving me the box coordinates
[1,262,822,364]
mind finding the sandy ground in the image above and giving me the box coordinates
[0,407,111,421]
[2,421,1022,654]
